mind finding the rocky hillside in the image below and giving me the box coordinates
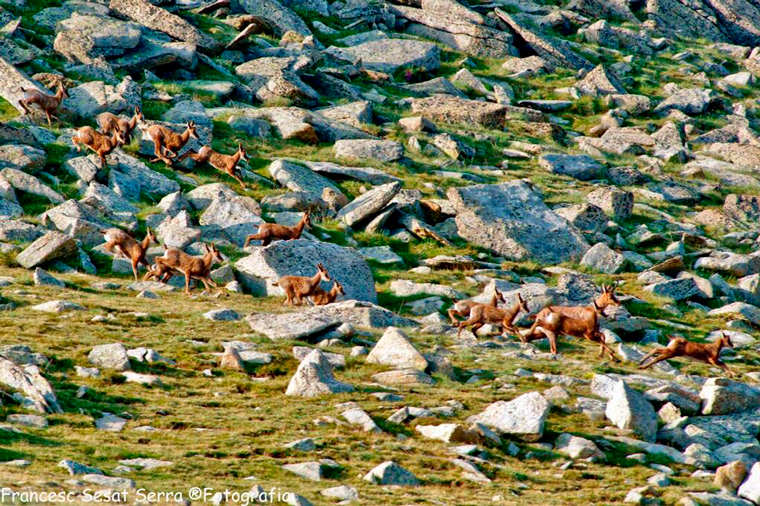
[4,0,760,504]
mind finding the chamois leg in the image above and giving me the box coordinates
[183,271,193,296]
[175,150,198,162]
[708,357,734,377]
[131,257,140,282]
[457,317,476,337]
[447,308,462,325]
[470,322,484,336]
[638,351,671,370]
[44,110,52,126]
[244,232,267,248]
[18,99,31,115]
[638,348,663,367]
[230,169,246,189]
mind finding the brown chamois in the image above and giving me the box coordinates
[101,227,156,281]
[274,263,331,306]
[140,121,198,165]
[98,107,143,144]
[523,302,620,361]
[310,280,345,306]
[529,282,621,324]
[457,293,529,338]
[177,142,249,188]
[145,243,224,296]
[243,211,311,248]
[638,332,735,376]
[18,81,69,126]
[71,126,125,169]
[448,287,505,324]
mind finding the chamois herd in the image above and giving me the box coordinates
[22,81,736,376]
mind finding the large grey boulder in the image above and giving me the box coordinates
[539,154,605,181]
[334,140,404,162]
[88,343,130,371]
[654,88,716,116]
[581,243,625,274]
[0,357,62,413]
[245,301,417,341]
[466,392,550,441]
[187,183,238,210]
[238,0,313,36]
[325,39,440,72]
[107,151,180,200]
[695,252,760,277]
[285,349,354,397]
[236,239,376,302]
[301,161,400,185]
[366,327,428,371]
[199,196,264,247]
[568,0,638,23]
[54,14,141,65]
[605,381,657,442]
[447,181,589,264]
[268,160,345,199]
[555,433,605,460]
[336,181,402,227]
[0,144,47,173]
[1,168,64,203]
[700,378,760,415]
[363,461,419,486]
[709,302,760,325]
[739,462,760,504]
[645,277,701,301]
[109,0,222,52]
[16,231,78,269]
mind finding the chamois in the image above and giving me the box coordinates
[243,211,311,248]
[274,263,331,306]
[177,143,249,188]
[639,332,735,376]
[71,126,125,168]
[140,121,198,165]
[101,227,156,281]
[448,287,505,324]
[145,243,224,296]
[310,280,345,306]
[18,81,69,126]
[457,293,529,337]
[98,107,143,144]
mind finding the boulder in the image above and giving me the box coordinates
[605,381,657,442]
[709,302,760,325]
[31,300,85,313]
[371,368,434,386]
[238,0,312,36]
[245,301,417,340]
[539,154,605,181]
[654,88,716,116]
[645,277,701,301]
[334,139,404,163]
[363,461,419,486]
[88,343,130,371]
[336,181,401,227]
[725,194,760,222]
[0,357,62,413]
[235,239,376,302]
[739,462,760,504]
[268,160,344,198]
[366,327,428,371]
[410,94,509,128]
[555,433,605,460]
[199,196,264,247]
[16,231,78,269]
[715,461,747,492]
[587,187,633,221]
[325,39,440,72]
[0,144,46,173]
[700,378,760,415]
[285,349,354,397]
[1,168,63,203]
[301,161,400,185]
[109,0,222,52]
[466,392,550,441]
[580,243,625,274]
[447,181,589,264]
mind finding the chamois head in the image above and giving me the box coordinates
[113,128,127,146]
[186,121,199,140]
[134,107,143,122]
[597,281,621,309]
[491,287,506,306]
[58,81,70,99]
[317,263,331,283]
[237,142,249,162]
[516,293,529,314]
[334,280,345,297]
[145,227,157,244]
[302,210,312,229]
[720,331,734,349]
[206,243,223,263]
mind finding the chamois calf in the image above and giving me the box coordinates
[19,81,69,126]
[98,107,143,144]
[244,211,311,248]
[639,332,735,376]
[101,227,156,281]
[523,302,619,361]
[310,280,345,306]
[274,263,331,306]
[72,126,125,168]
[178,142,248,188]
[145,243,224,296]
[140,121,199,165]
[448,287,505,324]
[457,293,529,338]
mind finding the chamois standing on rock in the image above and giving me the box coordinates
[177,142,249,188]
[18,81,69,126]
[71,126,125,169]
[310,280,345,306]
[140,121,198,165]
[244,211,311,248]
[639,332,735,376]
[98,107,143,144]
[101,227,156,282]
[448,287,505,324]
[145,243,224,296]
[274,263,331,306]
[457,293,529,338]
[522,301,620,361]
